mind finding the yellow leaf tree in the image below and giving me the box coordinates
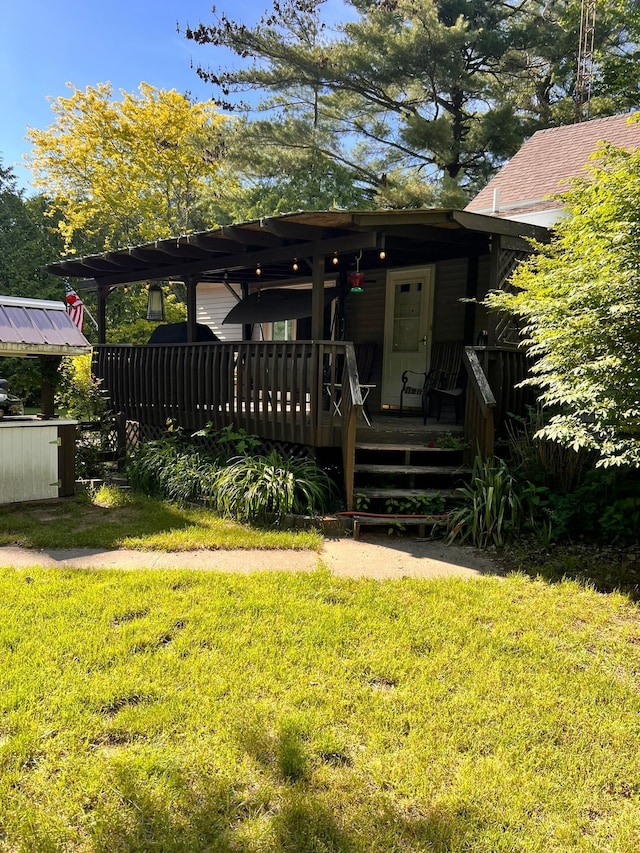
[27,82,228,252]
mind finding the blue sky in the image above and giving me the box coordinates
[1,0,351,192]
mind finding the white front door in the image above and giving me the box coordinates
[381,266,435,408]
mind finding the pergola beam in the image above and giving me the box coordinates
[59,231,381,288]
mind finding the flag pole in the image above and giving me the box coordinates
[83,305,99,331]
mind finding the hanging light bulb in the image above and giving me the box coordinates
[332,252,339,265]
[379,249,386,260]
[292,258,299,272]
[256,263,262,277]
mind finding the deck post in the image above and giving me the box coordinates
[310,253,325,443]
[185,276,198,343]
[97,286,107,345]
[310,249,325,341]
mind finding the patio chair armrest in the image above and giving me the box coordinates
[401,369,428,390]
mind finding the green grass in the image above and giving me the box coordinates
[0,568,638,851]
[0,490,322,551]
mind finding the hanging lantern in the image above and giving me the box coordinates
[349,251,365,293]
[146,283,165,321]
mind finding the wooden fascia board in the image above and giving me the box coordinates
[59,231,380,287]
[451,210,550,242]
[498,234,537,253]
[352,211,453,227]
[382,224,487,246]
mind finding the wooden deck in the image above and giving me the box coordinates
[93,342,527,509]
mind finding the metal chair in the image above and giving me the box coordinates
[400,342,465,424]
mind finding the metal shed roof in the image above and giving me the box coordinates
[0,295,92,357]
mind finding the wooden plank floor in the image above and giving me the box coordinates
[356,411,464,445]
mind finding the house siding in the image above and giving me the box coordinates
[196,281,243,342]
[433,259,467,342]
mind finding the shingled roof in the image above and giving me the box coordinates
[466,114,640,223]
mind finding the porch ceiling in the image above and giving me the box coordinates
[45,209,548,290]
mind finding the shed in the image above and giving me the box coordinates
[0,294,92,503]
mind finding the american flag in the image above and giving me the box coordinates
[64,283,85,332]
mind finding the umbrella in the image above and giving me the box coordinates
[223,287,339,325]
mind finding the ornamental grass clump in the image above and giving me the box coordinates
[213,451,334,524]
[127,438,219,505]
[447,455,535,548]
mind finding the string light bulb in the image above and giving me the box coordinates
[379,249,386,260]
[256,264,262,276]
[292,258,299,272]
[332,252,339,265]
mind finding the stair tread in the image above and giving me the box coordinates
[354,464,464,475]
[355,442,462,453]
[355,488,458,499]
[352,514,448,522]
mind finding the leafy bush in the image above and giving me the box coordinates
[128,433,333,524]
[545,467,640,544]
[447,455,537,549]
[56,353,108,421]
[213,451,334,524]
[506,409,640,545]
[127,437,219,505]
[192,422,261,459]
[0,357,42,407]
[505,406,595,494]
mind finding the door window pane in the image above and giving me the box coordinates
[392,281,422,352]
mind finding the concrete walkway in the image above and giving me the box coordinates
[0,538,501,580]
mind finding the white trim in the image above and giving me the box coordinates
[0,295,67,311]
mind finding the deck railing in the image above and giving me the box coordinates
[463,347,497,458]
[463,345,532,459]
[94,339,363,469]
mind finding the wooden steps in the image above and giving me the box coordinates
[355,487,459,500]
[355,463,462,476]
[350,429,468,538]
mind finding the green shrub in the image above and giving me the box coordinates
[192,423,261,458]
[56,353,108,421]
[505,406,595,493]
[213,451,334,524]
[546,467,640,544]
[127,438,219,505]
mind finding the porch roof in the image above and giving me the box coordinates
[45,209,548,289]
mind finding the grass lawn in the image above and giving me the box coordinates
[0,567,638,851]
[0,490,322,551]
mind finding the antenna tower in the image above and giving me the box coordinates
[575,0,597,121]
